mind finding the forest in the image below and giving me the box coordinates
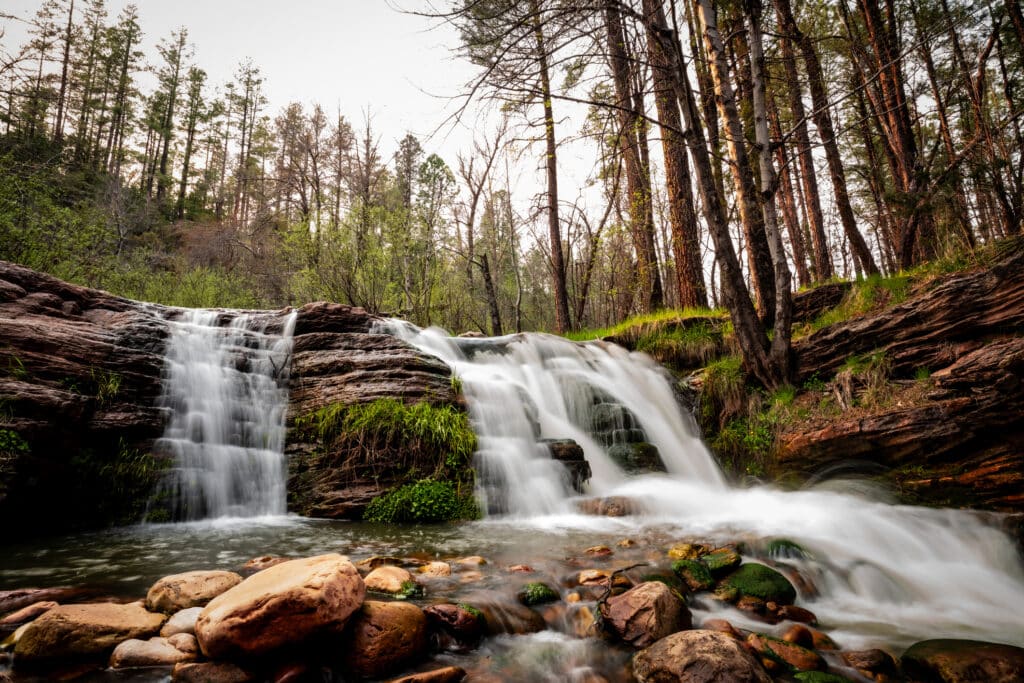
[0,0,1021,388]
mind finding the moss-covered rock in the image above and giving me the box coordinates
[701,547,742,575]
[721,563,796,605]
[901,639,1024,683]
[671,559,715,592]
[606,442,666,473]
[517,582,560,606]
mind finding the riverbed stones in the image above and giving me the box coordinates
[145,570,243,613]
[418,561,452,577]
[672,559,715,591]
[599,581,691,649]
[633,629,772,683]
[195,553,364,659]
[365,565,416,594]
[160,606,203,637]
[109,635,198,668]
[900,639,1024,683]
[341,600,428,679]
[14,601,167,662]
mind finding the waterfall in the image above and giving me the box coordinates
[386,321,1024,649]
[155,309,297,520]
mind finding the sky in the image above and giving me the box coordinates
[1,0,485,162]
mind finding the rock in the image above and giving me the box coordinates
[243,556,290,572]
[841,649,900,681]
[792,673,855,682]
[667,543,709,560]
[172,661,254,683]
[357,556,410,572]
[720,563,797,605]
[109,636,197,668]
[0,587,93,615]
[672,559,715,591]
[0,601,57,626]
[607,442,666,473]
[386,666,467,683]
[167,633,198,654]
[418,561,452,577]
[507,564,534,573]
[14,601,166,661]
[342,600,428,679]
[475,599,546,635]
[633,629,772,683]
[365,565,417,595]
[585,545,613,557]
[195,553,364,659]
[575,496,642,517]
[701,618,743,640]
[423,603,484,652]
[782,624,814,648]
[701,547,742,575]
[160,607,202,637]
[146,570,243,613]
[541,438,592,492]
[517,582,559,606]
[774,603,817,625]
[900,639,1024,683]
[599,581,691,649]
[747,633,827,673]
[454,556,487,567]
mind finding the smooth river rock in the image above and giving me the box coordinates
[342,600,428,679]
[109,635,198,668]
[14,601,167,662]
[900,639,1024,683]
[146,570,243,613]
[365,565,415,594]
[633,629,772,683]
[599,581,691,648]
[160,606,203,637]
[195,553,364,659]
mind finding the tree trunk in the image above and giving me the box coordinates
[54,0,75,144]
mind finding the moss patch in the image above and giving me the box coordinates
[363,479,479,524]
[701,547,742,576]
[518,581,560,606]
[721,563,797,604]
[671,559,715,591]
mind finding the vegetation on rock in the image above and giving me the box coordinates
[363,479,479,524]
[721,563,797,605]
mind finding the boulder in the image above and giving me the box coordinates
[575,496,642,517]
[109,635,198,668]
[607,442,666,473]
[719,563,797,605]
[900,639,1024,683]
[146,570,243,613]
[633,629,772,683]
[0,587,93,615]
[365,565,416,594]
[517,582,560,606]
[160,607,203,637]
[746,633,826,673]
[418,561,452,578]
[172,661,254,682]
[841,648,900,681]
[599,581,691,649]
[342,600,428,679]
[195,553,364,659]
[14,601,166,661]
[423,603,484,652]
[672,559,715,591]
[0,601,57,626]
[386,666,467,683]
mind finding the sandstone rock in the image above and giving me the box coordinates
[365,565,416,594]
[14,601,166,661]
[633,629,772,682]
[109,636,197,668]
[585,545,613,557]
[599,581,691,648]
[667,542,709,560]
[454,556,487,567]
[172,661,254,683]
[167,633,198,654]
[0,601,57,626]
[747,633,827,673]
[475,598,546,635]
[418,561,452,577]
[160,606,202,637]
[900,639,1024,683]
[195,553,364,659]
[700,618,743,640]
[386,666,467,683]
[357,556,410,573]
[782,624,814,648]
[773,603,817,625]
[146,570,243,613]
[342,600,428,679]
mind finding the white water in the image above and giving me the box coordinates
[156,309,297,520]
[386,322,1024,649]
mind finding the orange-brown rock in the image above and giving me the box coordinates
[900,639,1024,683]
[599,581,691,648]
[172,661,254,683]
[386,666,467,683]
[747,633,827,673]
[365,565,415,594]
[195,553,364,659]
[0,601,57,627]
[633,629,771,683]
[14,601,166,661]
[145,570,243,614]
[423,603,483,652]
[342,600,428,679]
[160,607,202,637]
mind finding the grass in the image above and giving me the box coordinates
[801,273,912,336]
[564,307,725,342]
[363,478,480,524]
[634,321,722,366]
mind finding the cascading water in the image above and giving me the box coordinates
[155,309,297,520]
[386,321,1024,649]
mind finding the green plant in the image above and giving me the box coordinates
[806,273,913,334]
[517,581,560,606]
[563,307,726,342]
[5,355,28,381]
[363,479,480,524]
[634,321,722,366]
[457,603,484,620]
[843,350,892,407]
[394,580,423,600]
[914,366,931,382]
[91,369,122,405]
[0,428,29,455]
[449,374,464,395]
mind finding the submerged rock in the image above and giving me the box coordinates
[341,600,428,679]
[575,496,643,517]
[14,601,166,662]
[633,629,772,682]
[599,581,691,649]
[146,570,243,614]
[517,582,560,606]
[900,639,1024,683]
[195,553,364,659]
[607,442,666,473]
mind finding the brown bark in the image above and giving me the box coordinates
[770,104,812,287]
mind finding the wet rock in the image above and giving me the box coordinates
[841,648,900,681]
[607,442,666,473]
[366,566,417,595]
[243,556,290,572]
[386,666,467,683]
[599,581,691,649]
[342,600,428,679]
[672,559,715,591]
[0,601,57,627]
[0,587,92,615]
[146,570,243,614]
[633,629,772,682]
[792,673,855,682]
[720,563,797,605]
[585,545,613,557]
[811,629,839,651]
[454,556,487,567]
[507,564,534,573]
[773,603,817,625]
[542,438,592,492]
[172,661,254,683]
[423,603,484,652]
[700,618,743,640]
[782,624,814,649]
[575,496,642,517]
[747,633,827,673]
[667,543,709,560]
[900,639,1024,683]
[14,601,166,662]
[196,553,364,659]
[476,599,546,635]
[357,556,410,573]
[701,547,742,575]
[517,582,560,606]
[160,606,202,637]
[418,561,452,578]
[109,635,197,668]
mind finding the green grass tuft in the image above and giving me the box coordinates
[564,307,725,342]
[364,479,480,524]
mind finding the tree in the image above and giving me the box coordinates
[176,66,206,218]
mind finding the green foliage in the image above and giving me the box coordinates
[843,350,892,406]
[69,440,166,525]
[721,563,797,604]
[517,581,560,606]
[710,415,773,478]
[805,274,912,334]
[700,547,742,575]
[701,355,746,425]
[793,672,855,683]
[914,366,931,382]
[363,479,480,524]
[450,374,464,395]
[0,428,30,455]
[671,559,715,591]
[91,369,122,406]
[394,580,424,600]
[457,603,484,620]
[5,355,29,381]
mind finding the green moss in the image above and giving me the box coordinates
[701,547,742,575]
[765,539,810,560]
[721,563,797,604]
[0,428,29,455]
[394,580,424,600]
[671,559,715,591]
[363,479,480,524]
[634,322,722,367]
[793,672,854,682]
[457,603,484,620]
[518,581,560,606]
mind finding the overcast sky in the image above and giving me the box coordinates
[1,1,485,160]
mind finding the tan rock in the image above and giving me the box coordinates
[167,632,198,654]
[343,600,428,679]
[599,581,691,648]
[454,556,487,567]
[109,636,197,668]
[666,543,707,560]
[14,601,166,661]
[633,630,772,683]
[243,556,289,572]
[366,565,415,593]
[417,561,452,577]
[195,553,364,659]
[357,556,409,573]
[386,666,467,683]
[0,601,57,626]
[146,570,243,614]
[172,661,254,682]
[160,606,202,637]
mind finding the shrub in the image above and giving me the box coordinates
[363,479,480,524]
